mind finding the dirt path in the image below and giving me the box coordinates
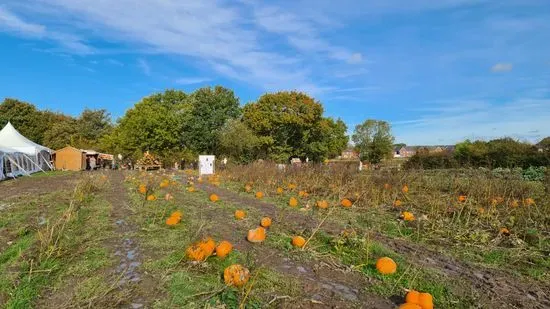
[196,182,395,308]
[0,172,80,200]
[103,171,161,308]
[199,182,550,309]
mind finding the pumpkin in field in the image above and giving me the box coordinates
[198,237,216,257]
[499,227,510,236]
[402,184,409,194]
[401,211,415,221]
[171,210,183,220]
[165,216,180,226]
[291,236,306,248]
[235,210,246,220]
[247,227,266,243]
[298,190,308,198]
[289,197,298,207]
[215,241,233,259]
[399,304,421,309]
[160,179,170,188]
[260,217,272,228]
[316,200,329,209]
[223,264,250,287]
[138,184,147,194]
[187,186,195,192]
[393,199,403,207]
[287,183,297,190]
[276,187,284,194]
[209,194,219,202]
[458,195,467,203]
[341,198,353,208]
[375,257,397,275]
[510,199,519,208]
[523,198,535,206]
[384,183,391,190]
[255,191,264,199]
[244,184,252,192]
[405,290,420,304]
[147,195,157,201]
[418,292,433,309]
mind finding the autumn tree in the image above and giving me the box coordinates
[352,119,394,163]
[218,118,260,163]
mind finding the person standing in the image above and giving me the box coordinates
[89,156,96,171]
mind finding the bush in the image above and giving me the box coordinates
[522,166,547,182]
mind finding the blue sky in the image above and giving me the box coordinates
[1,0,549,145]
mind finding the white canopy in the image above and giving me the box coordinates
[0,122,52,155]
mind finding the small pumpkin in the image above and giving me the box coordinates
[209,193,219,202]
[276,187,284,194]
[458,195,467,203]
[341,198,353,208]
[499,227,510,236]
[260,217,272,228]
[291,236,306,248]
[138,184,147,194]
[316,200,329,209]
[198,237,216,257]
[160,179,170,188]
[393,199,403,207]
[166,216,180,226]
[147,195,157,201]
[247,227,266,243]
[375,257,397,275]
[401,211,415,221]
[223,264,250,287]
[215,240,233,259]
[289,197,298,207]
[402,184,409,194]
[235,209,246,220]
[399,303,422,309]
[255,191,264,199]
[187,186,195,192]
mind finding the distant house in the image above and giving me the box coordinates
[340,148,359,160]
[393,145,455,158]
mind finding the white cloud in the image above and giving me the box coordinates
[175,77,211,85]
[0,7,92,54]
[105,59,124,66]
[347,53,363,64]
[137,58,151,76]
[491,62,513,72]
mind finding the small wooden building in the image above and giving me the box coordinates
[53,146,86,171]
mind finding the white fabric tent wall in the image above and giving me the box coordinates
[0,122,53,178]
[0,146,36,180]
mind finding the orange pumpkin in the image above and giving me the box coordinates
[375,257,397,275]
[287,183,297,190]
[298,190,307,197]
[244,184,252,192]
[276,187,284,194]
[187,186,195,192]
[402,185,409,194]
[500,227,510,236]
[401,211,415,221]
[209,194,219,202]
[138,184,147,194]
[510,199,519,208]
[198,237,216,257]
[399,303,422,309]
[291,236,306,248]
[393,199,403,207]
[341,198,353,208]
[458,195,467,203]
[316,200,329,209]
[289,197,298,207]
[235,210,246,220]
[383,183,391,190]
[171,210,183,220]
[255,191,264,199]
[166,216,180,226]
[186,244,208,261]
[247,227,266,243]
[147,195,157,201]
[418,292,434,309]
[215,240,233,259]
[405,290,420,304]
[523,198,535,206]
[160,179,170,188]
[223,264,250,287]
[260,217,272,228]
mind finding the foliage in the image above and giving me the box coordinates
[352,119,394,163]
[243,91,347,162]
[218,118,260,163]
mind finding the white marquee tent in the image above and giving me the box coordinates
[0,122,52,180]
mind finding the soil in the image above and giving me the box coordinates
[0,172,80,200]
[198,181,550,309]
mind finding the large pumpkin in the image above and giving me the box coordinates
[291,236,306,248]
[289,197,298,207]
[235,210,246,220]
[260,217,272,228]
[247,227,266,243]
[223,264,250,287]
[341,198,353,208]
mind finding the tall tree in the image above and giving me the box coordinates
[0,98,45,143]
[184,86,241,154]
[352,119,394,163]
[218,118,260,163]
[243,91,345,162]
[77,109,113,146]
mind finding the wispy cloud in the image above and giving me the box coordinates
[175,77,211,85]
[491,62,513,72]
[137,58,151,76]
[0,7,92,54]
[106,58,124,66]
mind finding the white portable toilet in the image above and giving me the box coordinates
[198,155,215,175]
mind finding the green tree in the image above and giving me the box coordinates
[537,137,550,152]
[218,118,260,163]
[243,91,343,162]
[351,119,394,163]
[43,118,79,150]
[0,98,46,143]
[77,109,113,148]
[183,86,241,154]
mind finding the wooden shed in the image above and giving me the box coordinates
[53,146,86,171]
